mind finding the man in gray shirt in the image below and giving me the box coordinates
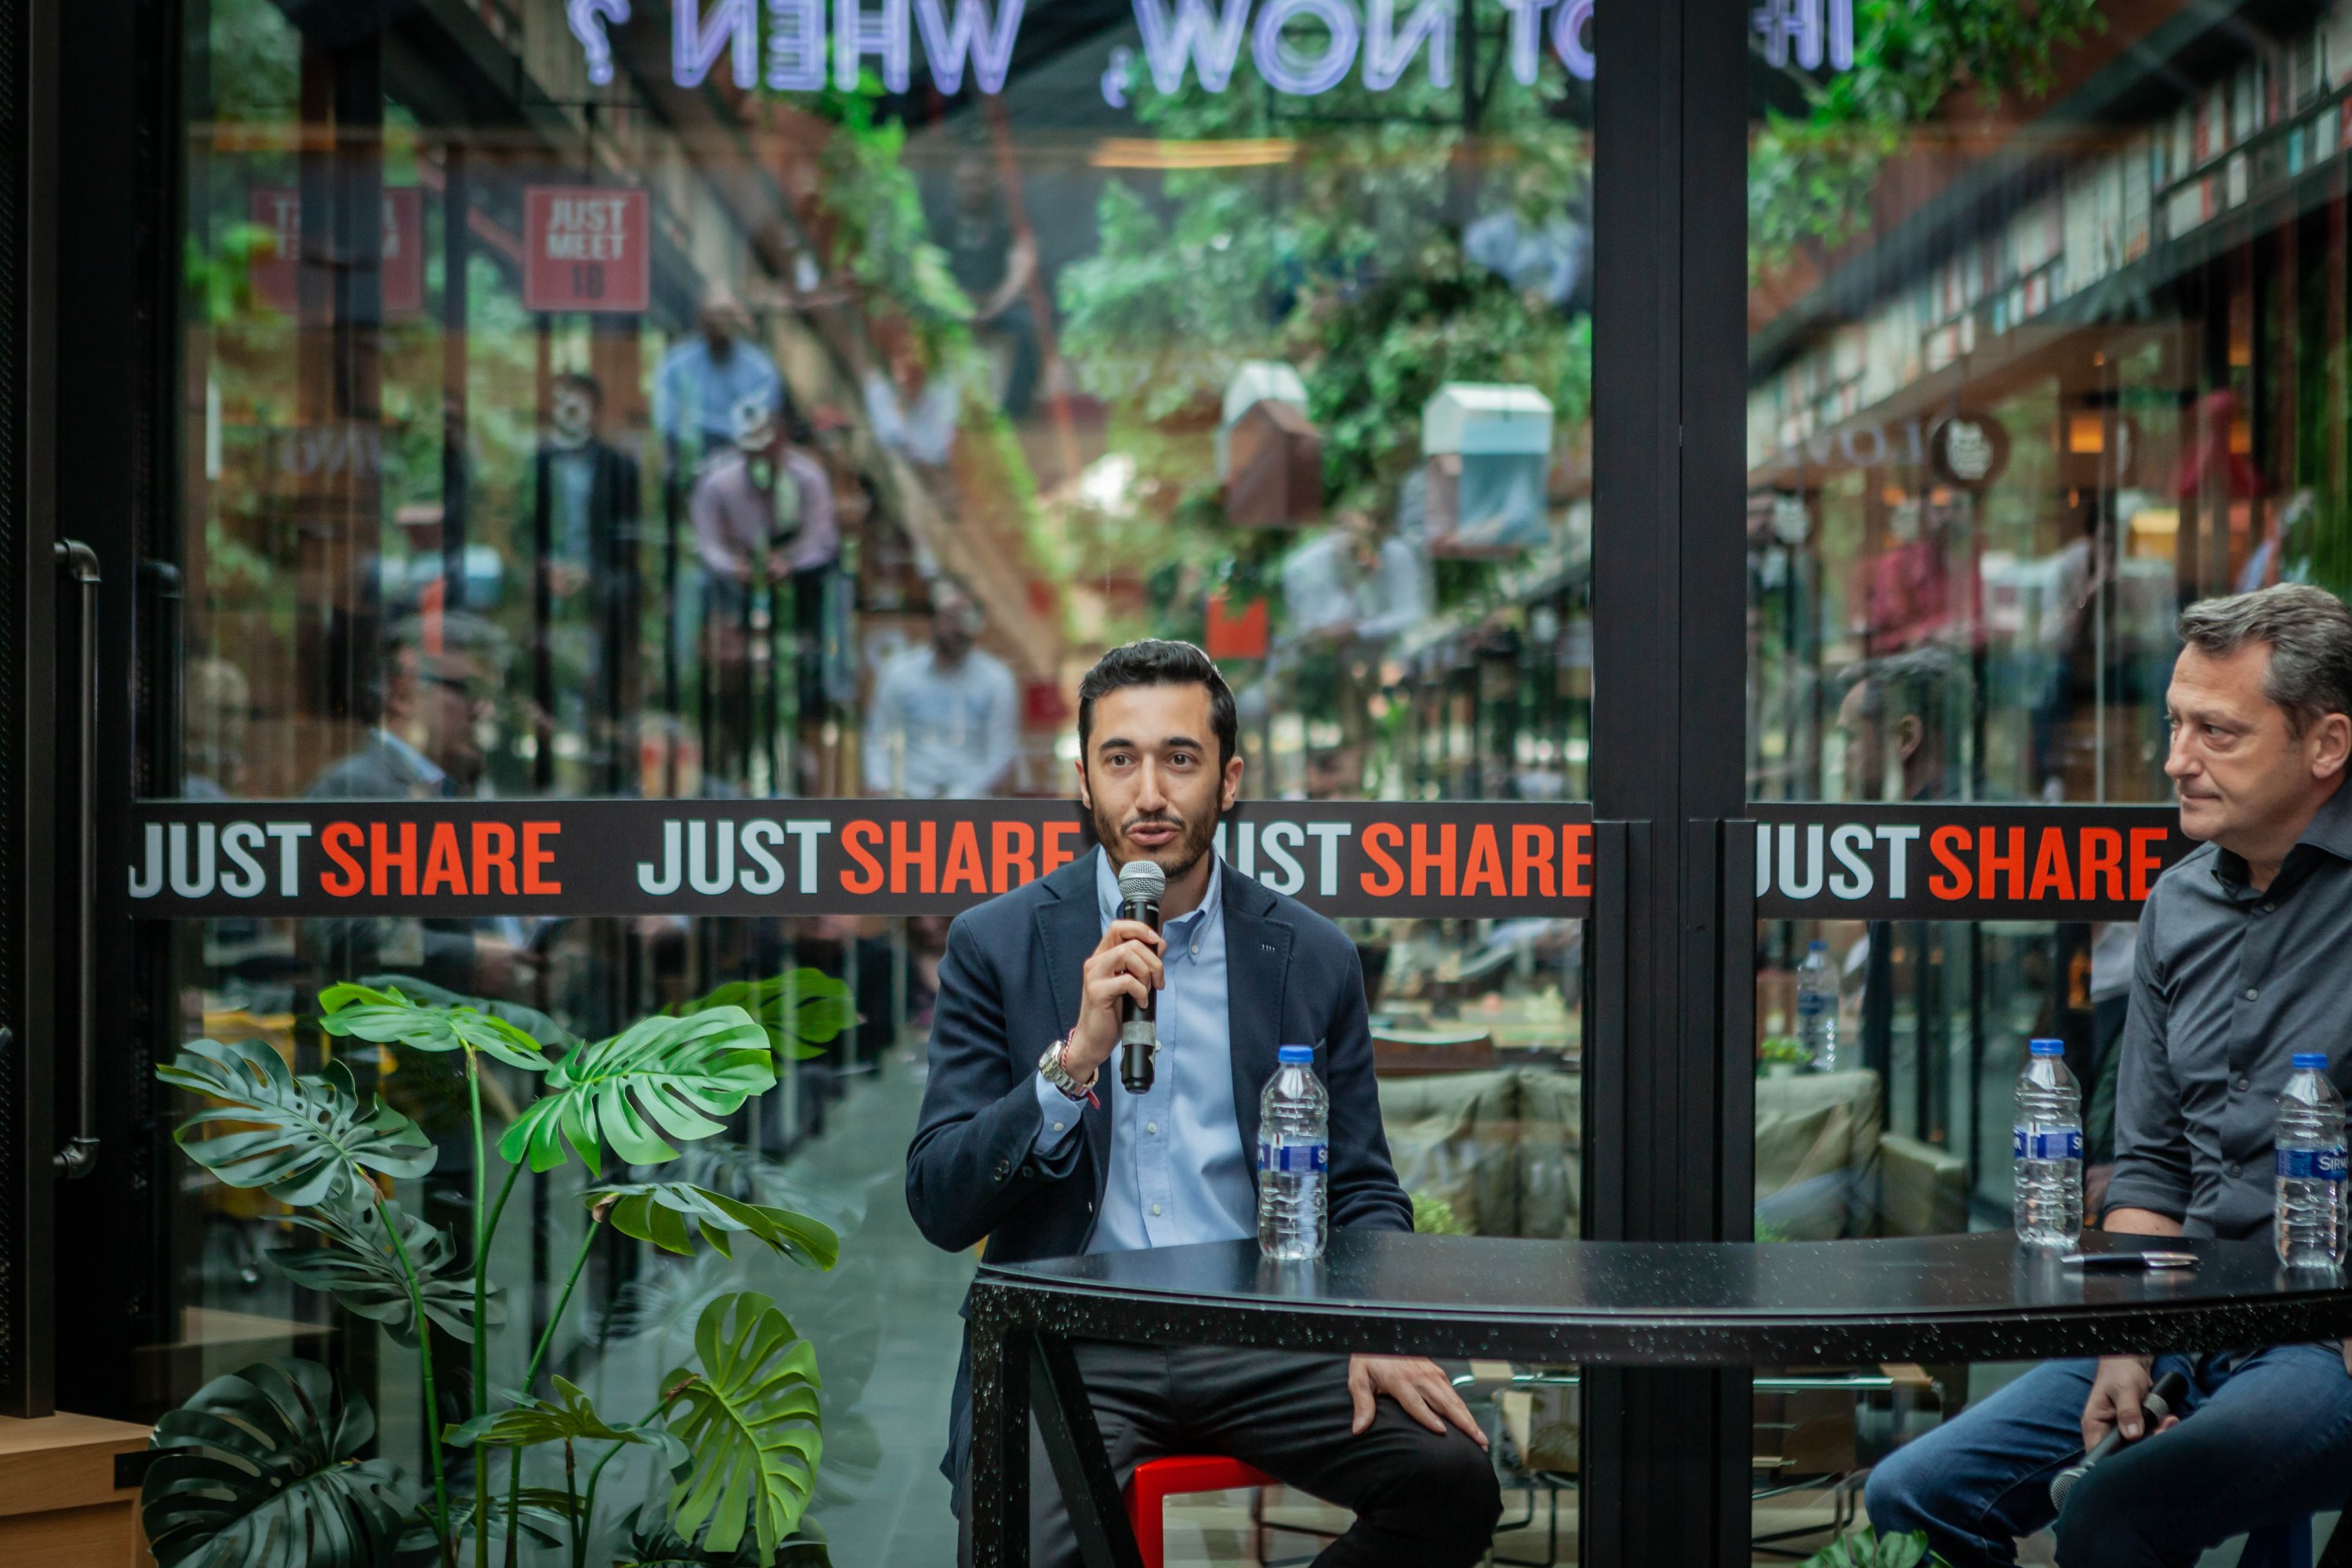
[1867,585,2352,1567]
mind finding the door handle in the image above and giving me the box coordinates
[53,539,98,1180]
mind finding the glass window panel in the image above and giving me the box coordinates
[1733,7,2344,1551]
[161,0,1597,1558]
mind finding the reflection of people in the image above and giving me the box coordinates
[184,656,251,798]
[936,150,1039,418]
[305,615,531,996]
[861,582,1018,798]
[532,372,641,791]
[1867,585,2352,1566]
[861,317,961,469]
[689,400,837,602]
[1281,507,1429,649]
[906,640,1500,1568]
[652,284,783,458]
[690,399,839,786]
[1835,646,1970,1095]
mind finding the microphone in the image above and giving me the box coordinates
[2049,1370,2186,1511]
[1116,859,1166,1095]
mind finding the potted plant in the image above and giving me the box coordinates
[140,975,853,1567]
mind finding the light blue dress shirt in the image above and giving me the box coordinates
[1032,850,1258,1254]
[652,336,783,449]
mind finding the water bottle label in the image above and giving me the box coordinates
[1258,1139,1327,1176]
[2013,1127,2082,1162]
[2275,1146,2349,1182]
[1797,992,1830,1016]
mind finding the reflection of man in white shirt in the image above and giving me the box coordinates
[863,582,1021,797]
[1282,508,1430,648]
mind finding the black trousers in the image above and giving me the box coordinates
[960,1341,1502,1568]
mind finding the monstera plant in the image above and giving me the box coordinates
[143,974,852,1568]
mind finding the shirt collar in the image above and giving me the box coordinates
[2210,777,2352,894]
[1093,845,1222,933]
[2300,776,2352,861]
[375,727,446,788]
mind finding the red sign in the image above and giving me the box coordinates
[1204,593,1269,660]
[247,187,424,317]
[521,187,651,314]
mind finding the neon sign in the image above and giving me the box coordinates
[624,0,1852,99]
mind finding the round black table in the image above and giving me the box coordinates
[963,1228,2352,1567]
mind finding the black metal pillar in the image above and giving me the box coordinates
[1586,0,1752,1558]
[0,0,60,1422]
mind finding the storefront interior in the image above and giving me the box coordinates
[3,0,2350,1562]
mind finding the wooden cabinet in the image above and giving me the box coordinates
[0,1412,153,1568]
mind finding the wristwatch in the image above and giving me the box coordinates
[1037,1037,1094,1102]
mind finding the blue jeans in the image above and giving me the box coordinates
[1864,1345,2352,1567]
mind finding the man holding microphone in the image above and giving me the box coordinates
[1866,585,2352,1566]
[906,639,1501,1568]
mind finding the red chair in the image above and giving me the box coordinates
[1123,1455,1276,1568]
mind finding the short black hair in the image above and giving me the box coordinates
[1077,640,1240,766]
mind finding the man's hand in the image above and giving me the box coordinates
[2081,1356,2178,1451]
[1347,1356,1487,1450]
[1062,918,1165,1083]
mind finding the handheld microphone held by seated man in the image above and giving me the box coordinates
[1116,858,1163,1094]
[2049,1370,2186,1511]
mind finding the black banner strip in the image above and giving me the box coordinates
[119,798,2200,923]
[118,799,1599,921]
[1749,804,2190,922]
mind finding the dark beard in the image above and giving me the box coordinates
[1089,793,1221,884]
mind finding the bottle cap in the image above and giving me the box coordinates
[1806,939,1828,953]
[1278,1044,1314,1065]
[2294,1051,2329,1071]
[2029,1039,2065,1057]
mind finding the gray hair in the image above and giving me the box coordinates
[1841,642,1968,732]
[2178,584,2352,738]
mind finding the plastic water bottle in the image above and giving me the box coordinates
[2275,1052,2347,1269]
[1258,1044,1329,1261]
[2013,1039,2084,1250]
[1796,940,1838,1071]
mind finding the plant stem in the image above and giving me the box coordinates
[509,1217,603,1568]
[482,1155,524,1254]
[375,1187,455,1567]
[469,1051,491,1568]
[575,1399,676,1560]
[564,1439,582,1568]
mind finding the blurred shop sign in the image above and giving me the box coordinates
[641,0,1854,102]
[118,800,1593,920]
[1927,412,2009,490]
[247,187,423,317]
[522,187,652,314]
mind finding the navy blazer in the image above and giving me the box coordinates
[906,851,1414,1487]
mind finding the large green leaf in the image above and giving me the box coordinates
[499,1007,775,1173]
[269,1194,495,1346]
[662,1291,823,1559]
[442,1376,689,1480]
[158,1038,437,1205]
[318,982,550,1073]
[141,1358,413,1568]
[678,969,855,1062]
[354,973,572,1048]
[593,1182,840,1270]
